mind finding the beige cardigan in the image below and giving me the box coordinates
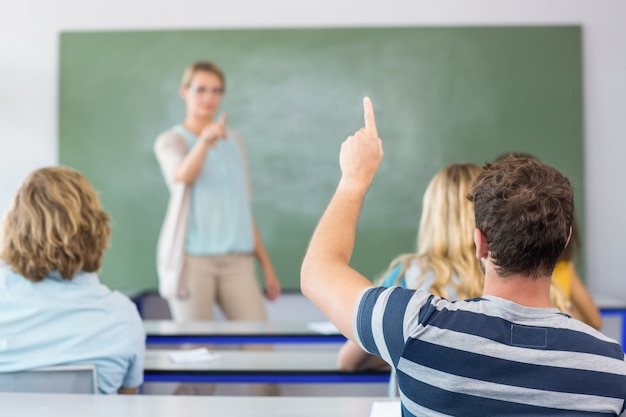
[154,130,190,299]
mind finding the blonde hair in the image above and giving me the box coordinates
[180,61,225,89]
[0,167,110,282]
[382,163,484,299]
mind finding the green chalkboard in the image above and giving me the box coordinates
[59,26,584,293]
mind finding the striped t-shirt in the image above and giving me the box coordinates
[355,286,626,416]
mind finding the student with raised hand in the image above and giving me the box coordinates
[337,163,484,372]
[301,98,626,415]
[0,167,144,394]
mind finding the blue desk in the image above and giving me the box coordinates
[144,320,346,345]
[143,350,390,384]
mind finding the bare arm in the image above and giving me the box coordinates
[253,221,281,301]
[175,115,227,185]
[175,139,213,184]
[301,97,383,341]
[337,340,390,372]
[117,387,138,394]
[569,271,602,330]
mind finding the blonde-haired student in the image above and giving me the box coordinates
[338,163,484,371]
[0,167,145,394]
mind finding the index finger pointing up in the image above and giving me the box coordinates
[363,97,378,137]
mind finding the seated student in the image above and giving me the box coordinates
[301,98,626,415]
[0,167,145,394]
[337,163,484,372]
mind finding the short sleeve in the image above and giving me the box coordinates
[121,307,146,388]
[353,286,428,367]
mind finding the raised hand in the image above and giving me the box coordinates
[199,113,228,147]
[339,97,383,188]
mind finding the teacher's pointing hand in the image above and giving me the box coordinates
[199,113,228,148]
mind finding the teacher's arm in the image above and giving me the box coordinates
[175,115,227,184]
[300,97,383,341]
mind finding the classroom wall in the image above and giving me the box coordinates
[1,0,625,298]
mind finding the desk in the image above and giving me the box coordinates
[144,349,390,384]
[0,393,396,417]
[144,320,346,345]
[596,295,626,351]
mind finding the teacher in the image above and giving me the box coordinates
[155,61,281,324]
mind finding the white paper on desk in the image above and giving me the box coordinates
[307,321,340,335]
[168,348,220,363]
[369,401,401,417]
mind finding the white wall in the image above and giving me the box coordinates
[1,0,625,298]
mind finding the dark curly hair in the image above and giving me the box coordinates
[468,156,574,277]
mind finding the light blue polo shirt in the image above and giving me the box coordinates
[174,124,255,256]
[0,265,145,394]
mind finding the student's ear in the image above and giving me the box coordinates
[179,86,188,101]
[474,228,489,260]
[564,226,573,249]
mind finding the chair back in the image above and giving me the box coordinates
[0,364,98,394]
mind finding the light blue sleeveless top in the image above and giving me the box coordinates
[380,260,460,300]
[174,125,255,256]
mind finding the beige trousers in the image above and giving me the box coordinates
[168,254,278,396]
[169,254,267,321]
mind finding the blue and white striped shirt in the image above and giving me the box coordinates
[355,286,626,416]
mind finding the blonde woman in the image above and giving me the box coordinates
[154,61,280,396]
[0,167,145,394]
[337,163,484,371]
[155,61,280,321]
